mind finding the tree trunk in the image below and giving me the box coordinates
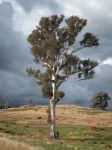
[47,103,51,123]
[50,99,56,139]
[50,67,56,139]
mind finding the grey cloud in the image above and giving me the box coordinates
[59,79,92,107]
[59,64,112,108]
[0,2,42,103]
[87,65,112,94]
[61,0,112,62]
[0,2,34,75]
[0,68,43,105]
[0,1,13,27]
[75,0,112,61]
[16,0,62,13]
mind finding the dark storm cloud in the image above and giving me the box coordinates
[60,79,92,106]
[0,2,42,103]
[16,0,61,13]
[59,64,112,108]
[86,65,112,95]
[0,2,27,74]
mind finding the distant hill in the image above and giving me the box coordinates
[0,104,112,127]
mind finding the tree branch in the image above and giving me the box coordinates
[71,45,85,54]
[35,79,41,84]
[56,43,69,74]
[39,61,51,68]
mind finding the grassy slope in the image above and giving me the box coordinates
[0,105,112,150]
[0,136,42,150]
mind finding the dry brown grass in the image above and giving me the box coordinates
[0,104,112,127]
[56,105,112,127]
[0,137,43,150]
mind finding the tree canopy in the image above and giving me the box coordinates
[27,15,99,101]
[91,91,111,110]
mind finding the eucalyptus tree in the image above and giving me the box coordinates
[91,91,110,110]
[26,15,99,139]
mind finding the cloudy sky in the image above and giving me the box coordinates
[0,0,112,107]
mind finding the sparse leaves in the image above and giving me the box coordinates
[27,14,99,102]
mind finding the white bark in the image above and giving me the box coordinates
[52,74,55,99]
[50,64,56,139]
[50,99,56,138]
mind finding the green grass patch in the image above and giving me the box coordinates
[0,120,112,150]
[0,122,49,137]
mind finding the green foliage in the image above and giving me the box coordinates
[91,91,111,109]
[26,15,99,102]
[80,32,99,47]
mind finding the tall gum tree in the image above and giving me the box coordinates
[26,15,99,139]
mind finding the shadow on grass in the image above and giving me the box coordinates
[57,138,112,141]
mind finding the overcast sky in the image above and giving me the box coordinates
[0,0,112,107]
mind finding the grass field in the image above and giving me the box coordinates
[0,105,112,150]
[0,136,42,150]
